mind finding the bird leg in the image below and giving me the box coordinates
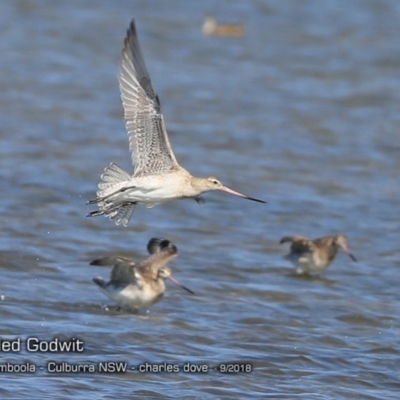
[87,185,137,204]
[195,196,205,205]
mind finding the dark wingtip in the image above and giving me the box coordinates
[86,210,103,218]
[126,19,137,42]
[279,236,291,244]
[147,237,177,255]
[90,258,109,266]
[93,277,106,288]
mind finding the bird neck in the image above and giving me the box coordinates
[189,176,209,196]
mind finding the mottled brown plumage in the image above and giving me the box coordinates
[280,234,357,274]
[91,238,193,311]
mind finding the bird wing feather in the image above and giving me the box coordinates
[109,259,137,284]
[280,236,315,253]
[120,20,179,177]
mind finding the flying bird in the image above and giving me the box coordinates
[87,20,265,226]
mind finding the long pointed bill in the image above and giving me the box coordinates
[339,243,357,262]
[219,186,266,204]
[348,253,357,262]
[168,276,194,295]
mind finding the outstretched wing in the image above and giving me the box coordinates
[280,236,315,253]
[91,256,137,285]
[136,240,178,279]
[110,260,137,284]
[90,256,134,266]
[119,20,179,177]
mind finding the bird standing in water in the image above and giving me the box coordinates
[280,234,357,275]
[91,237,193,312]
[87,20,265,227]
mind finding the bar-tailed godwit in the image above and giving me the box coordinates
[280,234,357,275]
[202,16,246,37]
[91,237,193,312]
[87,20,265,226]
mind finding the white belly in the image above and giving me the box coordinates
[104,175,187,206]
[101,282,165,311]
[286,253,327,274]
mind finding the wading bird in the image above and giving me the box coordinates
[280,234,357,275]
[91,237,193,311]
